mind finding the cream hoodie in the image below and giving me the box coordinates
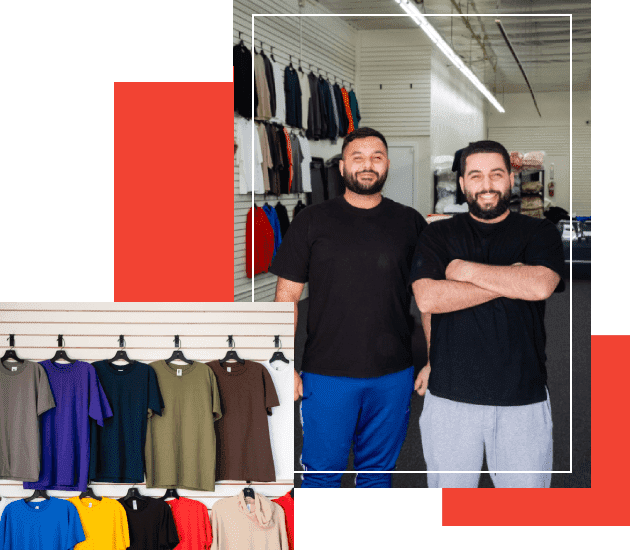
[211,492,288,550]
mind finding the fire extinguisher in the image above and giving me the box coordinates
[548,180,555,197]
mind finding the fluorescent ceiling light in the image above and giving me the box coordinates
[394,0,504,113]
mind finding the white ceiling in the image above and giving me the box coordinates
[314,0,590,94]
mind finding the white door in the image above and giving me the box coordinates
[384,145,415,209]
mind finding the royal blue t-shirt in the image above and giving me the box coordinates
[89,360,164,483]
[0,498,85,549]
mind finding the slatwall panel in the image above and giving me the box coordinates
[0,303,293,517]
[571,126,591,216]
[233,0,358,301]
[357,30,432,137]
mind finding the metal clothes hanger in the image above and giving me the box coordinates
[219,336,245,365]
[164,336,194,365]
[1,335,24,365]
[269,336,290,364]
[50,335,76,364]
[79,486,102,501]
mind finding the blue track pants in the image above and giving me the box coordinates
[299,366,414,488]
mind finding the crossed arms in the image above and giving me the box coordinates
[412,259,561,314]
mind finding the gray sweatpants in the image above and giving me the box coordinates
[420,389,553,488]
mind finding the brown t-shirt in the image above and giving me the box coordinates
[146,361,222,491]
[207,360,280,482]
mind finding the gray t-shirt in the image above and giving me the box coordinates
[0,360,56,481]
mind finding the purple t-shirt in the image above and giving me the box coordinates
[24,361,113,491]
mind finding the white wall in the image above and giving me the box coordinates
[0,302,293,517]
[233,0,358,301]
[487,91,591,215]
[430,47,486,202]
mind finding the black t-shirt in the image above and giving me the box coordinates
[409,212,565,406]
[89,361,164,483]
[118,497,180,550]
[270,195,427,378]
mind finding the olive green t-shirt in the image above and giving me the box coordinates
[145,361,221,491]
[0,360,56,481]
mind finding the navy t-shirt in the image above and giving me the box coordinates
[409,212,565,406]
[89,361,164,482]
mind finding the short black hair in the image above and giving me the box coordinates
[460,140,511,175]
[341,127,388,157]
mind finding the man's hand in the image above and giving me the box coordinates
[294,369,303,401]
[414,364,431,396]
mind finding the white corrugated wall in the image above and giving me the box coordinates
[233,0,358,301]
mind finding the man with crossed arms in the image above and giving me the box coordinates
[410,140,565,488]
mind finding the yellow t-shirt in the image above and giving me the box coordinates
[68,497,130,550]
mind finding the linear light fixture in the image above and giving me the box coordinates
[394,0,505,113]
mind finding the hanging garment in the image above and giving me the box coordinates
[283,128,294,193]
[233,43,252,119]
[69,497,130,550]
[265,123,283,195]
[284,66,302,128]
[210,493,288,550]
[308,157,327,205]
[261,53,276,118]
[348,89,361,129]
[316,77,330,139]
[236,117,265,194]
[207,360,280,482]
[274,202,290,237]
[89,361,163,484]
[270,61,286,125]
[262,203,283,259]
[0,498,85,550]
[289,133,304,194]
[118,497,180,550]
[246,206,275,277]
[262,360,294,480]
[293,200,307,218]
[272,492,294,550]
[341,87,354,133]
[298,70,310,132]
[0,359,55,482]
[328,81,340,139]
[256,122,273,192]
[326,154,345,199]
[273,125,291,194]
[167,497,212,550]
[297,135,312,193]
[254,53,272,120]
[145,361,222,491]
[306,73,322,140]
[333,83,348,137]
[24,361,112,492]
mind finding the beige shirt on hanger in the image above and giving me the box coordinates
[210,492,289,550]
[298,70,310,132]
[254,53,272,121]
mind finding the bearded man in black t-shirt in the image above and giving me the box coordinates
[410,140,564,488]
[270,127,427,488]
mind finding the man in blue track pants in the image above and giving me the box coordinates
[270,127,427,488]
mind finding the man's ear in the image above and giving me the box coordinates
[339,159,344,177]
[459,176,465,194]
[509,171,515,188]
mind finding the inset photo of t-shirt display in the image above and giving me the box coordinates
[0,303,294,550]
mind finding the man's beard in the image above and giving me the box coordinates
[466,189,511,220]
[342,167,388,196]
